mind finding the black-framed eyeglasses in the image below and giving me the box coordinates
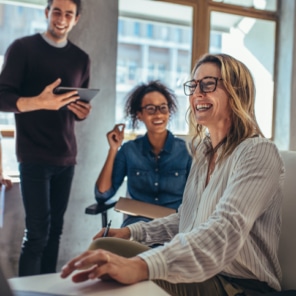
[183,76,223,96]
[140,104,169,115]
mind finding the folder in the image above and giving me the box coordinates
[114,197,176,219]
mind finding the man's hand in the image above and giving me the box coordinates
[16,78,79,112]
[67,100,91,119]
[60,249,149,285]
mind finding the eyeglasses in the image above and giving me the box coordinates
[183,76,222,96]
[140,104,169,115]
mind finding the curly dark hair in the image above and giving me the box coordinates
[47,0,82,16]
[124,80,178,130]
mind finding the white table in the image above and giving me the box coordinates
[9,273,169,296]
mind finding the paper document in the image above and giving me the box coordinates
[0,185,6,228]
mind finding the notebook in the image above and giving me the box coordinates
[114,197,176,219]
[0,265,66,296]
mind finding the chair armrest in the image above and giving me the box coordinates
[85,199,117,228]
[85,199,117,215]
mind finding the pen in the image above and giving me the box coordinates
[103,220,112,237]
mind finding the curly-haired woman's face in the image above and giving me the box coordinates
[137,91,170,134]
[190,62,232,132]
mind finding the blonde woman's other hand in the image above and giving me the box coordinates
[60,249,149,285]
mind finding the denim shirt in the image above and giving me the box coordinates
[95,131,192,211]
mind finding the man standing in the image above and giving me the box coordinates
[0,0,91,276]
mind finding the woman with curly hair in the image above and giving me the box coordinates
[94,80,192,227]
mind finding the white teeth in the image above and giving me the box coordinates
[153,120,164,124]
[196,104,211,111]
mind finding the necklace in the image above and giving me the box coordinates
[206,137,227,156]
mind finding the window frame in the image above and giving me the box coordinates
[154,0,279,140]
[0,0,279,141]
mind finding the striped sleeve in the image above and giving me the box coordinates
[131,138,283,291]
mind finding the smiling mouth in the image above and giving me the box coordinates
[55,25,66,31]
[152,119,165,125]
[196,104,212,111]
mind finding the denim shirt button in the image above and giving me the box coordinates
[175,172,179,176]
[136,171,140,175]
[155,197,159,201]
[155,168,158,172]
[154,182,158,186]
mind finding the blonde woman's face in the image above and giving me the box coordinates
[190,62,232,131]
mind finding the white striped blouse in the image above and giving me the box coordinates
[128,137,285,291]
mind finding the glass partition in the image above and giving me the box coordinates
[0,2,46,174]
[210,11,276,138]
[116,0,193,135]
[0,2,46,130]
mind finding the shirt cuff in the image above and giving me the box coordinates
[138,248,168,280]
[127,222,144,241]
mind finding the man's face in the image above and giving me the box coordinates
[45,0,79,43]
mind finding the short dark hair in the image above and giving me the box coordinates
[47,0,82,16]
[124,80,178,130]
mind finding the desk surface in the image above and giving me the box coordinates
[9,273,169,296]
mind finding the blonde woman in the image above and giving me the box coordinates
[62,54,284,296]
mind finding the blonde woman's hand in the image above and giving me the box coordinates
[92,227,131,240]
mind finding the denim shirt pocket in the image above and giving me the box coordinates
[161,169,188,195]
[128,169,151,192]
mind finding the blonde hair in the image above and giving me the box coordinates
[189,53,264,159]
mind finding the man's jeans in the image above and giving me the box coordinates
[18,163,75,276]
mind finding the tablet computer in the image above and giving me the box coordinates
[54,87,100,103]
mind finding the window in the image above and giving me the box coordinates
[0,1,46,175]
[209,12,276,138]
[146,24,153,38]
[116,0,278,139]
[118,19,124,35]
[133,22,140,36]
[0,0,280,173]
[117,0,193,135]
[209,31,222,53]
